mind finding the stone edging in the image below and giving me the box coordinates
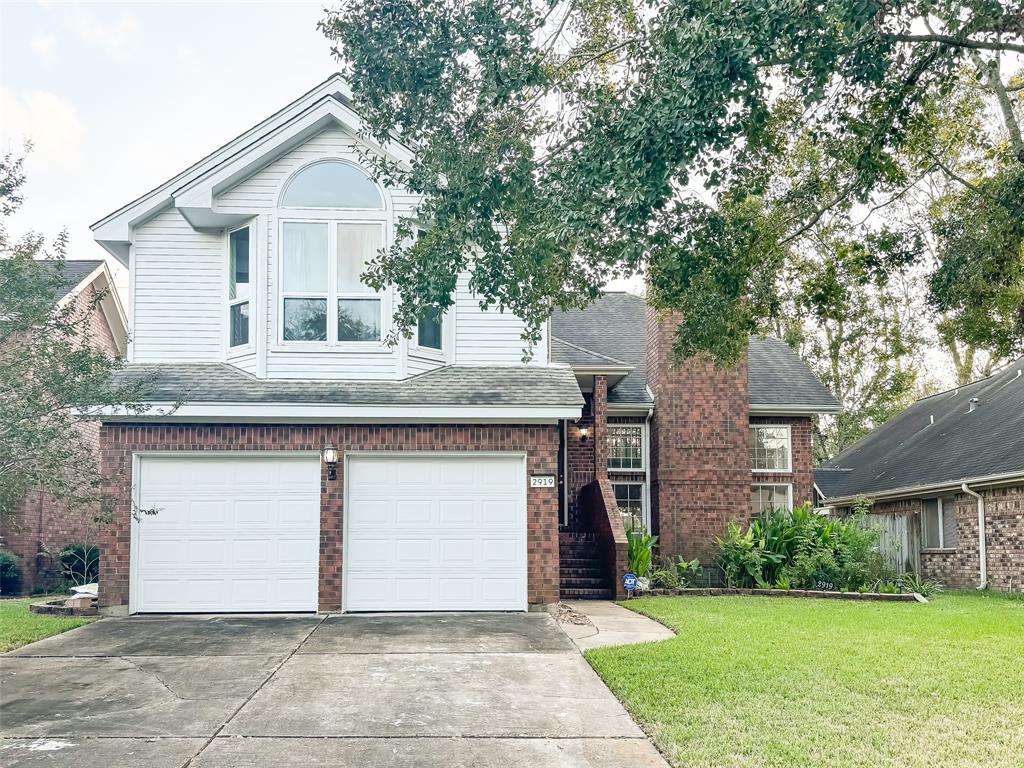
[30,598,100,617]
[635,587,923,602]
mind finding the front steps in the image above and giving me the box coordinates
[559,532,614,600]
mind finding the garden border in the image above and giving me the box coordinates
[635,587,924,602]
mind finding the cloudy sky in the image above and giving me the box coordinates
[2,1,337,291]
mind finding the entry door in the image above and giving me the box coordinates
[133,454,320,613]
[345,454,527,611]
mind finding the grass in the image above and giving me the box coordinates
[585,592,1024,768]
[0,596,95,653]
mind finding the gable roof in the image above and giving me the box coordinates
[550,292,838,412]
[37,259,128,356]
[816,359,1024,501]
[41,259,106,302]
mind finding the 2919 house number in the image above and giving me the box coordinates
[530,475,556,488]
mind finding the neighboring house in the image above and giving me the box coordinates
[0,259,127,593]
[89,74,837,615]
[816,360,1024,591]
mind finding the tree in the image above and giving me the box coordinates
[322,0,1023,363]
[0,151,151,523]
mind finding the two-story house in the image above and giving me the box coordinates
[91,75,838,615]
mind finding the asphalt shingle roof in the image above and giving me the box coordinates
[114,363,584,408]
[40,260,105,302]
[816,359,1024,499]
[551,292,837,409]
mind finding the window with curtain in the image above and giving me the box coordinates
[922,497,957,549]
[228,226,251,348]
[281,222,329,341]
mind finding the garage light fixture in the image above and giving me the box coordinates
[322,442,339,480]
[578,426,590,442]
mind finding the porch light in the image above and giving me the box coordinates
[322,442,339,480]
[579,426,590,442]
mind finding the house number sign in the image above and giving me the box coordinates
[530,475,556,488]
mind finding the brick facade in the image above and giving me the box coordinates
[98,423,561,611]
[850,484,1023,591]
[1,281,119,594]
[750,415,814,508]
[646,308,751,560]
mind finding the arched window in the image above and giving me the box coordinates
[280,161,384,209]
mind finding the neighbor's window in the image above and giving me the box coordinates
[613,482,644,533]
[280,221,383,343]
[751,484,791,515]
[922,497,957,549]
[228,226,251,348]
[608,425,644,470]
[280,161,384,209]
[416,306,443,350]
[750,425,791,472]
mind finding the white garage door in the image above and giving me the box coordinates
[345,454,527,611]
[132,454,320,613]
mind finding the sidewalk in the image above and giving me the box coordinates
[559,601,675,651]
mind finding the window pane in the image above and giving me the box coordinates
[230,302,249,347]
[337,223,382,294]
[282,222,328,292]
[418,306,443,350]
[229,228,250,301]
[750,426,790,471]
[338,298,381,341]
[283,298,327,341]
[281,161,384,208]
[608,426,643,470]
[922,498,941,549]
[751,484,789,515]
[941,497,957,548]
[613,483,644,533]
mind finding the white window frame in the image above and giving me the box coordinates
[226,223,254,356]
[276,217,389,349]
[751,483,793,515]
[411,306,446,358]
[607,423,646,472]
[611,480,649,532]
[922,497,956,550]
[750,424,792,473]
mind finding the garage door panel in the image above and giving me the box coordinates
[134,455,320,613]
[345,454,527,611]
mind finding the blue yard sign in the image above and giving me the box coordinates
[623,572,638,593]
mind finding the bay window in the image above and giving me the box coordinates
[228,226,251,349]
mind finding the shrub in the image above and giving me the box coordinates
[899,572,944,597]
[0,548,22,595]
[60,543,99,586]
[675,557,704,587]
[626,529,658,578]
[649,567,681,590]
[715,521,763,587]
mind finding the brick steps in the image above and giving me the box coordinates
[559,532,613,600]
[559,587,614,600]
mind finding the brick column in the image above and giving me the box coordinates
[593,375,609,479]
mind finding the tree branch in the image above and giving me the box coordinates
[970,51,1024,163]
[884,33,1024,54]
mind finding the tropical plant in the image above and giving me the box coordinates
[674,557,703,587]
[899,573,945,598]
[626,529,658,578]
[715,521,763,588]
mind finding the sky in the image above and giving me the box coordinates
[1,0,337,294]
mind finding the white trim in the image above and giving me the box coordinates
[749,403,841,415]
[94,402,581,423]
[819,470,1024,505]
[921,495,957,551]
[750,423,792,474]
[226,222,256,357]
[751,482,793,514]
[341,451,529,613]
[606,423,646,473]
[277,158,387,211]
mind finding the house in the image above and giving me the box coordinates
[815,360,1024,591]
[0,259,127,593]
[89,74,837,615]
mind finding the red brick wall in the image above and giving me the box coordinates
[646,308,751,560]
[98,423,561,611]
[0,280,120,594]
[750,415,814,507]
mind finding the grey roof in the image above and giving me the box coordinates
[40,260,105,301]
[550,292,838,410]
[550,337,630,368]
[113,363,584,408]
[816,359,1024,499]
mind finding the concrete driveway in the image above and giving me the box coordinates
[1,613,667,767]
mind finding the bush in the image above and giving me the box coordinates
[715,504,883,591]
[675,557,704,587]
[0,548,22,595]
[60,543,99,586]
[649,567,681,590]
[899,572,944,597]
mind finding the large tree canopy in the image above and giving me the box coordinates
[322,0,1023,363]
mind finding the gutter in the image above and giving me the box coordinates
[961,482,988,590]
[820,469,1024,506]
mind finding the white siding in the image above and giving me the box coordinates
[454,273,547,365]
[132,208,223,362]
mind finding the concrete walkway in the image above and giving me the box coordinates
[560,601,676,651]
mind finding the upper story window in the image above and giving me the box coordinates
[228,226,251,349]
[922,497,957,550]
[416,307,443,350]
[280,161,384,209]
[750,425,791,472]
[280,221,383,343]
[608,424,644,471]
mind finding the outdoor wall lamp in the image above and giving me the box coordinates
[322,442,339,480]
[579,426,590,442]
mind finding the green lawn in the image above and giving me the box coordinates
[0,597,95,653]
[585,592,1024,768]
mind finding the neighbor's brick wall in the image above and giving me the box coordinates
[750,415,814,507]
[0,282,118,594]
[646,308,750,560]
[99,423,561,611]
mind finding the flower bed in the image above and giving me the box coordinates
[633,587,922,602]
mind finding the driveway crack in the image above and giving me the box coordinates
[124,658,186,701]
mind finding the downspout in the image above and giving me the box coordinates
[961,482,987,590]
